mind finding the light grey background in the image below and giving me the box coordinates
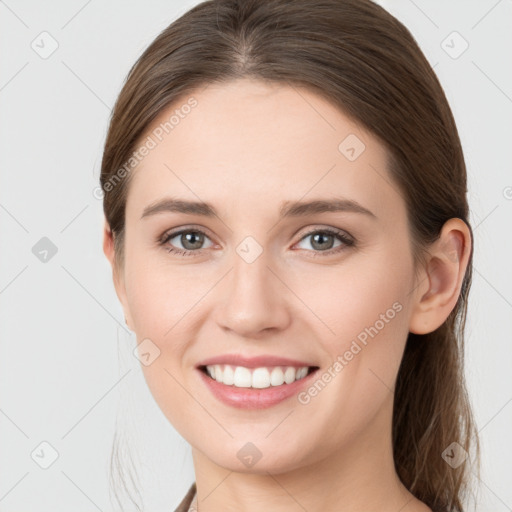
[0,1,510,511]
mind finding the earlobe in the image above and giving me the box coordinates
[409,218,471,335]
[102,219,134,331]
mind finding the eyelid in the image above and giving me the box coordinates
[159,224,215,244]
[296,225,353,242]
[160,224,353,241]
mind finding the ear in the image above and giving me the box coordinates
[102,219,134,331]
[409,218,472,335]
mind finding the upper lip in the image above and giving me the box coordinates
[196,354,318,369]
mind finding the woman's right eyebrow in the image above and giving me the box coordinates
[140,197,377,220]
[141,198,216,219]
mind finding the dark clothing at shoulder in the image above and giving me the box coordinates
[173,482,196,512]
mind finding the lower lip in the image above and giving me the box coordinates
[197,367,319,409]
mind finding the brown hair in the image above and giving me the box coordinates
[100,0,479,510]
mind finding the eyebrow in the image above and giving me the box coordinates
[140,197,376,220]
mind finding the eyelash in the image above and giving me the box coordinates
[159,227,355,258]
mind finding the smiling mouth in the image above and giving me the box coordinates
[199,364,319,389]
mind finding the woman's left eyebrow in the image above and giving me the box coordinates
[140,197,377,220]
[279,198,376,219]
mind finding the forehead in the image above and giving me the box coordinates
[126,79,404,225]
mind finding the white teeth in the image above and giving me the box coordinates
[270,367,285,386]
[252,368,270,388]
[296,367,308,379]
[233,366,252,387]
[284,367,296,384]
[205,365,311,389]
[222,365,234,385]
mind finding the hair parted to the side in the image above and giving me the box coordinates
[100,1,479,510]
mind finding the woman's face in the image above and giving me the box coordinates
[111,78,422,473]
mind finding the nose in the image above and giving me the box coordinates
[215,249,291,338]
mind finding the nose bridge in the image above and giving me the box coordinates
[232,241,270,296]
[216,237,289,336]
[230,241,274,310]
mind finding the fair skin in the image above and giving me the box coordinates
[103,79,471,512]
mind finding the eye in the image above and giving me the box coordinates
[160,228,214,256]
[294,228,354,256]
[159,226,354,258]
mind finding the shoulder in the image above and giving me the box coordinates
[173,482,196,512]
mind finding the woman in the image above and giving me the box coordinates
[100,0,479,510]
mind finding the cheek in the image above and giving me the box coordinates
[124,252,202,337]
[123,261,199,436]
[298,244,413,414]
[304,247,412,350]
